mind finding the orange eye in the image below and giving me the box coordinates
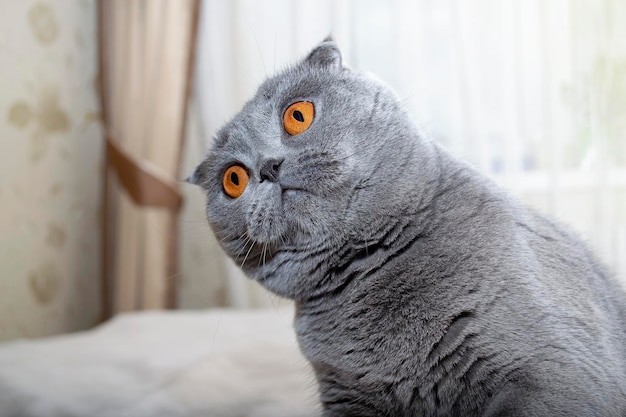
[222,165,249,198]
[283,101,315,136]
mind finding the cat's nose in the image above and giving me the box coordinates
[259,158,283,183]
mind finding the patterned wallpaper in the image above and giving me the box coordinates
[0,0,102,341]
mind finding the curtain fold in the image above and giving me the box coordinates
[98,0,200,318]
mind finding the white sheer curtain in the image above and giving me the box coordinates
[180,0,626,309]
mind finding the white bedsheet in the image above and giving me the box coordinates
[0,309,320,417]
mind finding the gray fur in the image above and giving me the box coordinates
[190,40,626,416]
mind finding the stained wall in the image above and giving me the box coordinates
[0,0,102,341]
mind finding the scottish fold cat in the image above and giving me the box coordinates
[189,39,626,416]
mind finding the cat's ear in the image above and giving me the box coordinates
[304,37,342,72]
[184,160,207,186]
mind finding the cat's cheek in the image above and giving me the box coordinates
[206,212,246,258]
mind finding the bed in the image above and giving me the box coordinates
[0,308,320,417]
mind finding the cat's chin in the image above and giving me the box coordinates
[282,189,300,198]
[244,184,287,244]
[245,186,315,245]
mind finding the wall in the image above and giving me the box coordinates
[0,0,102,341]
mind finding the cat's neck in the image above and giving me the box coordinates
[295,141,443,302]
[295,142,503,312]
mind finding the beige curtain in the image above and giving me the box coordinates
[98,0,200,319]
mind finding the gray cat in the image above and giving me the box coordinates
[189,39,626,416]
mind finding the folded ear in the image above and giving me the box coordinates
[304,37,342,72]
[184,160,207,186]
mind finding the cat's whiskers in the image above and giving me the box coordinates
[239,236,256,269]
[244,16,267,78]
[215,233,238,251]
[234,232,250,249]
[217,230,237,245]
[398,88,426,106]
[228,232,247,253]
[260,242,268,269]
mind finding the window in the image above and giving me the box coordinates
[184,0,626,308]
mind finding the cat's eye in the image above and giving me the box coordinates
[283,101,315,136]
[222,165,249,198]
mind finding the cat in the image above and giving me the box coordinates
[188,39,626,416]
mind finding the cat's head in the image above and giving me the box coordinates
[189,40,430,300]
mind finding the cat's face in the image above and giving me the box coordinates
[190,41,423,300]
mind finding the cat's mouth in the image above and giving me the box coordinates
[279,178,312,198]
[281,186,308,198]
[241,179,318,255]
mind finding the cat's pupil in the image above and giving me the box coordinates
[293,110,305,123]
[230,172,239,186]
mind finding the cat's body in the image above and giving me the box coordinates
[190,40,626,416]
[295,145,626,416]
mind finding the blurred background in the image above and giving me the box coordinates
[1,0,625,342]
